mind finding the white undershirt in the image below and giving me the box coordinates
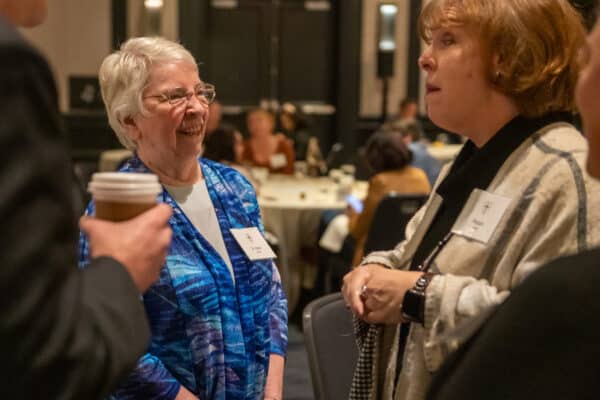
[165,180,235,284]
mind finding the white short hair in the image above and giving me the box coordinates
[99,37,197,149]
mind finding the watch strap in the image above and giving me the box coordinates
[402,272,436,324]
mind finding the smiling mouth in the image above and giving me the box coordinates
[177,123,204,136]
[177,130,202,136]
[178,118,205,136]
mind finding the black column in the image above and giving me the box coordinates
[335,0,362,162]
[407,0,422,100]
[178,0,208,62]
[111,0,127,50]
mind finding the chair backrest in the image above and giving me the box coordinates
[303,292,358,400]
[363,192,428,255]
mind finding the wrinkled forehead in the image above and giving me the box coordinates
[145,60,200,90]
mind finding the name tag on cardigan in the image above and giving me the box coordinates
[231,227,277,260]
[451,188,511,244]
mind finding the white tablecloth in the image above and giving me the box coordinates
[258,176,367,313]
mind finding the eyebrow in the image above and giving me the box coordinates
[165,83,205,92]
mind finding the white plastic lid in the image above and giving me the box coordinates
[88,172,162,201]
[90,172,159,183]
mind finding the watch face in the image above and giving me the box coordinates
[402,289,424,322]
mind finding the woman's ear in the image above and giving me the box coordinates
[491,51,504,71]
[122,115,141,142]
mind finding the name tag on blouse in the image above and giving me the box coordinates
[270,153,287,169]
[231,227,277,260]
[451,188,511,244]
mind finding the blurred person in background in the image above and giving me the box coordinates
[395,97,419,122]
[348,130,431,265]
[0,1,173,399]
[385,120,442,185]
[279,102,312,160]
[382,98,422,134]
[279,102,326,175]
[80,37,287,400]
[203,126,257,186]
[318,129,430,291]
[205,100,223,136]
[242,108,295,174]
[342,1,600,399]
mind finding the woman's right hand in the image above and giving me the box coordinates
[342,264,422,324]
[80,203,173,293]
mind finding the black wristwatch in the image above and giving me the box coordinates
[402,273,436,324]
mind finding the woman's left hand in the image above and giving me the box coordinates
[343,264,422,325]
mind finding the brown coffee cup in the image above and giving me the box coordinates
[88,172,162,222]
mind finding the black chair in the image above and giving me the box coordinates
[363,192,428,255]
[303,292,358,400]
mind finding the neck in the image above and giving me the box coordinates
[464,95,519,148]
[139,152,202,186]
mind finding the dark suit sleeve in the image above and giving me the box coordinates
[0,35,150,399]
[427,248,600,400]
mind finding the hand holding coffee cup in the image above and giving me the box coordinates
[80,205,172,292]
[82,172,172,292]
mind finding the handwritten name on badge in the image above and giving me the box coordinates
[451,189,511,244]
[230,227,277,261]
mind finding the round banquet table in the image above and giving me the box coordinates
[258,175,367,314]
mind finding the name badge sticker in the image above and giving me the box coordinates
[451,189,512,244]
[230,227,277,261]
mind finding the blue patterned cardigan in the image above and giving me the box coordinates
[79,156,288,400]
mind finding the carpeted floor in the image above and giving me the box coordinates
[283,322,314,400]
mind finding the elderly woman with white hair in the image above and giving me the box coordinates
[78,37,287,400]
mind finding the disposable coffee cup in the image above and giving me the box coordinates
[88,172,162,222]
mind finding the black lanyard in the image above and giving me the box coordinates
[396,231,453,384]
[415,231,453,272]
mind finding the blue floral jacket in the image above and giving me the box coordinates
[79,156,288,400]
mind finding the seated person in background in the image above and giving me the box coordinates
[348,130,431,265]
[318,130,430,289]
[392,120,442,185]
[384,97,420,129]
[203,126,256,185]
[80,37,287,400]
[242,108,295,174]
[205,100,223,136]
[279,103,325,175]
[427,8,600,400]
[205,100,238,138]
[382,97,451,144]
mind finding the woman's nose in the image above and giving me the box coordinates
[186,95,208,114]
[418,46,434,71]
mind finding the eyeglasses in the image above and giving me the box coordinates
[144,83,216,106]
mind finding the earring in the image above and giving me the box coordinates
[494,71,501,83]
